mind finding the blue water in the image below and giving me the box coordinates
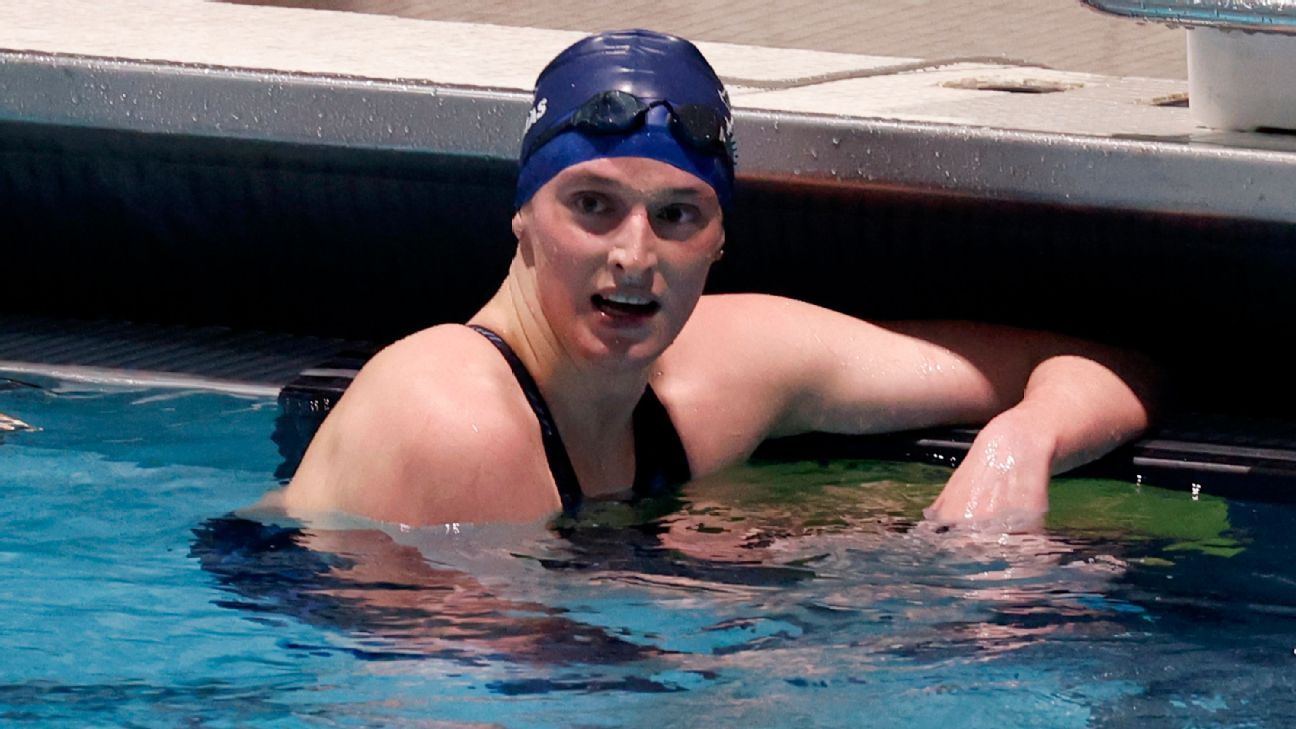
[3,374,1296,728]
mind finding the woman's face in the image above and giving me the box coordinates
[512,157,725,369]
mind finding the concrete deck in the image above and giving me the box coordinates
[219,0,1189,80]
[0,1,1293,221]
[0,1,1194,142]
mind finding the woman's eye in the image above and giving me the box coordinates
[657,204,699,226]
[572,194,609,215]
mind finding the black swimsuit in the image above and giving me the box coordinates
[469,325,691,514]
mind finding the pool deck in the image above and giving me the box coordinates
[2,0,1296,223]
[218,0,1189,80]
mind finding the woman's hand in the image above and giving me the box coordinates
[924,350,1154,531]
[924,407,1056,532]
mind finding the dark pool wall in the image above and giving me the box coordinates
[721,180,1296,415]
[0,120,518,338]
[2,119,1293,413]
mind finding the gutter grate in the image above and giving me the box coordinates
[0,315,372,389]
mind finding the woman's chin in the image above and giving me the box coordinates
[580,324,672,369]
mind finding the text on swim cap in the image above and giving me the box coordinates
[523,98,548,136]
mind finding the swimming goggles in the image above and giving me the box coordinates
[522,89,735,166]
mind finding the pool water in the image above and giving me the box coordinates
[3,375,1295,728]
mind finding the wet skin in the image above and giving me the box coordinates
[276,157,1155,531]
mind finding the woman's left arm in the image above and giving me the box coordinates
[674,295,1159,528]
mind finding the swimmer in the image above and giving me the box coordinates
[276,30,1156,530]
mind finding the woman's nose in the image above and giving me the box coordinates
[607,210,658,278]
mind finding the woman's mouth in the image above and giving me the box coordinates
[592,293,661,318]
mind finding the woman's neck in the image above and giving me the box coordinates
[470,274,651,451]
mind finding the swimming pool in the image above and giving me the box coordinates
[3,374,1293,727]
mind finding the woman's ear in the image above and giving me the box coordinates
[512,208,535,266]
[511,209,526,240]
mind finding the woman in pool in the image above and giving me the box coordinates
[277,30,1155,530]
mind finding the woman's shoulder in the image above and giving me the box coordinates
[352,325,519,403]
[280,324,556,524]
[346,323,541,458]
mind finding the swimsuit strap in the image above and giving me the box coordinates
[469,324,692,513]
[469,325,583,513]
[631,385,692,498]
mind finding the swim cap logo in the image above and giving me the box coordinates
[718,89,737,164]
[523,98,548,136]
[723,115,737,164]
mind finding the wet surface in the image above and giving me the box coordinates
[216,0,1187,79]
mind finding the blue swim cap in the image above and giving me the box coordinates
[515,29,735,210]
